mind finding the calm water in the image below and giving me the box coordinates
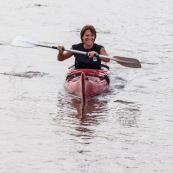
[0,0,173,173]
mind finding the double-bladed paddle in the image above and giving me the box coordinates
[11,35,141,68]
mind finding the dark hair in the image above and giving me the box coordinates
[80,25,96,42]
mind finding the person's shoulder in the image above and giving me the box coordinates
[94,43,104,48]
[94,43,103,46]
[94,43,104,51]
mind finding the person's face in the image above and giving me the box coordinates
[82,30,95,47]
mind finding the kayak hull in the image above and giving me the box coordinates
[65,67,110,102]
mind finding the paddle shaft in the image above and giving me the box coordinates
[37,44,124,62]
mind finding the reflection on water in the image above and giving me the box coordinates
[70,98,107,120]
[55,94,108,143]
[56,94,108,123]
[69,98,108,142]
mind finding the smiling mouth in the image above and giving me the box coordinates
[86,39,93,43]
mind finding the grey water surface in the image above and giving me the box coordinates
[0,0,173,173]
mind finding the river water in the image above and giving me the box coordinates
[0,0,173,173]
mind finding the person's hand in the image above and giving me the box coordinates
[57,46,64,54]
[88,51,98,58]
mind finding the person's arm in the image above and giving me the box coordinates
[57,46,73,61]
[99,47,110,62]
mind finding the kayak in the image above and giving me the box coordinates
[65,66,110,102]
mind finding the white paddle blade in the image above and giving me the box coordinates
[11,35,38,48]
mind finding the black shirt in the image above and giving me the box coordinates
[72,43,103,69]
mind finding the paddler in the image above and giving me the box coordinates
[57,25,110,69]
